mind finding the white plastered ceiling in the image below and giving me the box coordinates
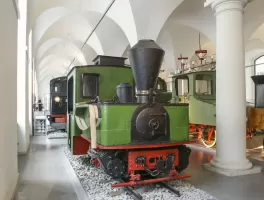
[27,0,264,99]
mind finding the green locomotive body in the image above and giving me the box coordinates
[75,103,189,146]
[67,41,192,187]
[68,65,189,150]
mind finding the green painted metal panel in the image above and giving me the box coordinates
[165,106,189,141]
[98,104,136,145]
[75,103,189,146]
[75,66,134,103]
[75,104,136,146]
[189,97,216,126]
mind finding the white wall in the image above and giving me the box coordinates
[28,31,33,136]
[38,77,51,101]
[244,49,264,103]
[0,0,19,199]
[245,54,255,103]
[17,0,30,153]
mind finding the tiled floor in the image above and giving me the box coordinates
[15,136,264,200]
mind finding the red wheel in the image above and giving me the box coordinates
[201,128,216,148]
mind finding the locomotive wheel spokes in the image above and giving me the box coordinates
[201,128,216,148]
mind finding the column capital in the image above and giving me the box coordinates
[205,0,248,15]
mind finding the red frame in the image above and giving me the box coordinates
[72,135,192,187]
[72,135,194,155]
[127,149,178,174]
[80,134,195,150]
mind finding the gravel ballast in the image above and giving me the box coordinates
[47,131,67,139]
[62,146,217,200]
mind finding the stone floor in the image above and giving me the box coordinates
[15,136,264,200]
[186,145,264,200]
[15,136,87,200]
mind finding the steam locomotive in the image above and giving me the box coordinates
[67,40,192,187]
[47,76,67,132]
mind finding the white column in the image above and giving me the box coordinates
[204,0,261,176]
[17,0,30,154]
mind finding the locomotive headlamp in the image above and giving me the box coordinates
[54,96,61,102]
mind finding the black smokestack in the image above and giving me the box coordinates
[128,40,165,103]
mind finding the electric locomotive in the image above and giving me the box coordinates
[48,76,67,132]
[67,40,192,187]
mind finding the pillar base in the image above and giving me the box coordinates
[203,163,262,177]
[210,157,253,170]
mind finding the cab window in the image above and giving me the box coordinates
[81,73,100,98]
[195,74,213,95]
[175,76,189,96]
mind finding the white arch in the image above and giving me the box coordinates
[83,10,129,56]
[244,0,264,40]
[156,29,177,72]
[37,54,84,79]
[249,23,264,43]
[27,0,113,32]
[37,39,88,66]
[40,67,67,81]
[32,7,73,50]
[106,0,138,46]
[165,0,216,45]
[34,10,103,55]
[29,1,136,55]
[245,39,264,53]
[129,0,184,42]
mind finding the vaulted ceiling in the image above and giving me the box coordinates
[27,0,264,97]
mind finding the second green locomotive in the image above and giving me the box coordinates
[67,40,192,187]
[172,70,216,148]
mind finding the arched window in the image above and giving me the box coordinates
[254,55,264,75]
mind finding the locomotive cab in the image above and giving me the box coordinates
[174,71,216,104]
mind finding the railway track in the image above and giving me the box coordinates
[115,179,181,200]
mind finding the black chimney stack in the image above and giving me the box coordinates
[128,40,165,103]
[251,75,264,108]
